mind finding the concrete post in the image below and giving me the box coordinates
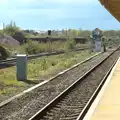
[16,54,27,81]
[94,41,102,52]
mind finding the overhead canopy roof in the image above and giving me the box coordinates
[99,0,120,22]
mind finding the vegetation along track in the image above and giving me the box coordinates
[0,47,119,120]
[29,48,120,120]
[0,48,88,69]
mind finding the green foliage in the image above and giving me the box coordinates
[17,40,65,55]
[103,30,120,37]
[23,40,61,54]
[41,59,48,70]
[101,35,120,47]
[27,50,95,80]
[65,39,76,50]
[3,21,20,36]
[0,30,4,36]
[0,21,25,45]
[13,39,89,55]
[0,50,96,97]
[16,29,120,40]
[0,45,10,59]
[24,40,40,54]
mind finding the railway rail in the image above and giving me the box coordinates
[0,48,88,69]
[0,47,119,120]
[29,47,120,120]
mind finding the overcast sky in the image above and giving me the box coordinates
[0,0,120,30]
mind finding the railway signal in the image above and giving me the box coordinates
[48,30,51,36]
[92,28,103,52]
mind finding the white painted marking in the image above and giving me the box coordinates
[23,80,48,93]
[17,54,27,57]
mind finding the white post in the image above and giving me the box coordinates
[16,54,27,81]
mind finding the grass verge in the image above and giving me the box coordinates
[0,50,96,102]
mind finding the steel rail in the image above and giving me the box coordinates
[29,46,120,120]
[0,48,88,65]
[76,54,119,120]
[0,50,100,108]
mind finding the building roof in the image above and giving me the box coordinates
[99,0,120,22]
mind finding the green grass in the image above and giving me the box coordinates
[27,50,96,79]
[14,41,66,55]
[12,40,89,55]
[0,50,96,98]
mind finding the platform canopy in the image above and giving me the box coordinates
[99,0,120,22]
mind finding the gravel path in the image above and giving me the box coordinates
[0,50,117,120]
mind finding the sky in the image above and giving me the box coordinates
[0,0,120,30]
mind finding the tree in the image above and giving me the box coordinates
[2,21,26,44]
[0,45,10,59]
[3,21,20,36]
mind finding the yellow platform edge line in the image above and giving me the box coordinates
[83,57,120,120]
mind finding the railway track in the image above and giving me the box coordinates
[0,47,119,120]
[29,47,120,120]
[0,48,88,69]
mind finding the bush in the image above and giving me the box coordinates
[16,39,77,55]
[0,30,4,36]
[41,58,48,70]
[25,40,40,54]
[3,21,20,36]
[23,40,66,55]
[65,39,75,50]
[0,45,10,59]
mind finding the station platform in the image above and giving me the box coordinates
[83,57,120,120]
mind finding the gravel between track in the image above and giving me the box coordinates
[40,50,120,120]
[0,50,117,120]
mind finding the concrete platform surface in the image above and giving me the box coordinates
[83,57,120,120]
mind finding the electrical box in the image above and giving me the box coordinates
[16,54,27,81]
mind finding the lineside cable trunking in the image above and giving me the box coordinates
[16,54,27,81]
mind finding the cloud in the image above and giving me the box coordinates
[0,0,119,30]
[0,0,110,22]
